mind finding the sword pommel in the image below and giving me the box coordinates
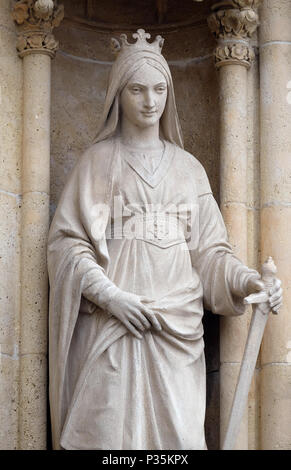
[261,256,277,289]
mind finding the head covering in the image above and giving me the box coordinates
[93,29,184,148]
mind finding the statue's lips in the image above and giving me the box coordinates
[142,111,157,117]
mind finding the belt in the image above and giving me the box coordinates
[109,213,186,248]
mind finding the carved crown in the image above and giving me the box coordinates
[111,29,164,57]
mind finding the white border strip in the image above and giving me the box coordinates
[260,40,291,48]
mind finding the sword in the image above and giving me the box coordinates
[222,256,277,450]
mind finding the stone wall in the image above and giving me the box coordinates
[0,0,22,450]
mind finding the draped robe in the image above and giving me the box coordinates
[48,137,257,450]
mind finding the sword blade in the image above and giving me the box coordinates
[222,304,270,450]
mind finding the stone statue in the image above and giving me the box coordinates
[47,29,282,450]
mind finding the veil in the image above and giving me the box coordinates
[93,49,184,149]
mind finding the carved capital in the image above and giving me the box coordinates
[207,8,259,40]
[12,0,64,58]
[214,41,255,68]
[207,1,261,68]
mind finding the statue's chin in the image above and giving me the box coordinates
[134,114,161,129]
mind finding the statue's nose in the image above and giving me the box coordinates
[144,90,155,109]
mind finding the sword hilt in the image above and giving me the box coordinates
[243,257,278,313]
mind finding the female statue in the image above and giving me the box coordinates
[47,30,282,450]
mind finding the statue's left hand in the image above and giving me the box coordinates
[246,275,283,313]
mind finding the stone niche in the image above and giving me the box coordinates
[51,0,220,449]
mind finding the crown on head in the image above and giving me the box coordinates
[111,29,164,57]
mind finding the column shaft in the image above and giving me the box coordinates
[22,55,51,194]
[259,0,291,450]
[219,64,249,450]
[18,54,51,449]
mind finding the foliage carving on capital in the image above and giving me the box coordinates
[12,0,64,58]
[16,31,59,57]
[214,42,255,68]
[207,7,259,40]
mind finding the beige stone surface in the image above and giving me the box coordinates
[0,193,21,356]
[0,356,19,449]
[260,46,291,205]
[18,51,52,448]
[260,364,291,449]
[0,0,22,451]
[248,368,260,450]
[259,0,291,451]
[220,304,254,362]
[221,203,248,261]
[0,2,22,194]
[23,54,51,194]
[0,0,18,27]
[20,192,49,355]
[18,353,47,450]
[0,49,22,195]
[247,207,260,271]
[260,206,291,364]
[246,56,260,269]
[259,0,291,43]
[219,65,248,206]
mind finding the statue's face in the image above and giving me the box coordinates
[120,63,167,129]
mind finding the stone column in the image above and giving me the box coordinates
[12,0,64,449]
[259,0,291,450]
[207,0,260,449]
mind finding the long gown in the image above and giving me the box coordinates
[47,137,256,450]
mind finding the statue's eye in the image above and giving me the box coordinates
[155,86,166,93]
[130,86,142,93]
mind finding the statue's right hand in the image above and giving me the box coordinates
[107,289,162,339]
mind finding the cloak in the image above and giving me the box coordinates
[48,137,257,449]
